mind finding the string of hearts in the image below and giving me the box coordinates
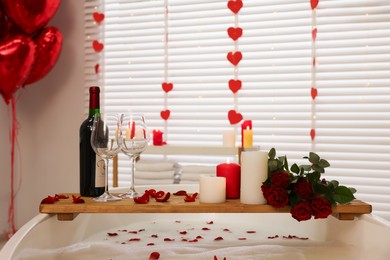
[310,0,319,141]
[92,11,105,74]
[227,0,244,125]
[161,1,171,122]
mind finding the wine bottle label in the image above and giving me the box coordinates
[95,155,105,187]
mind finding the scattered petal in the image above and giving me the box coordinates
[214,236,224,241]
[71,195,85,204]
[41,196,56,204]
[207,221,214,224]
[164,238,175,241]
[107,233,118,237]
[173,190,188,196]
[128,238,141,242]
[149,252,160,260]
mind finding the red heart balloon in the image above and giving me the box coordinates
[160,110,170,120]
[227,0,243,14]
[162,82,173,93]
[227,51,242,66]
[0,35,35,103]
[229,79,242,93]
[93,40,104,52]
[227,27,243,41]
[228,110,243,125]
[2,0,61,35]
[93,12,105,24]
[24,26,62,85]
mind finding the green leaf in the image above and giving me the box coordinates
[268,159,278,173]
[312,164,325,173]
[330,180,339,189]
[309,152,320,164]
[300,165,312,172]
[290,163,300,174]
[349,187,357,194]
[269,148,276,160]
[306,172,321,184]
[318,159,330,168]
[334,186,356,204]
[313,182,331,195]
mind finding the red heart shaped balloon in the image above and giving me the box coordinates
[24,26,63,85]
[228,110,243,125]
[227,51,242,66]
[162,82,173,93]
[229,79,242,93]
[227,27,243,41]
[160,110,170,120]
[2,0,61,35]
[227,0,243,14]
[0,35,35,103]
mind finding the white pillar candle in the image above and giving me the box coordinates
[240,150,268,204]
[199,175,226,203]
[222,130,236,147]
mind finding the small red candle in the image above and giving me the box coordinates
[153,129,163,146]
[241,120,252,147]
[216,162,241,199]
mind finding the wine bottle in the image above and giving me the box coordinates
[79,86,105,196]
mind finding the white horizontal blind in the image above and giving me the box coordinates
[84,0,390,221]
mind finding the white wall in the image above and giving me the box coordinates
[0,0,85,238]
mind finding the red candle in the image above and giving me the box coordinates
[153,129,163,145]
[241,120,252,147]
[216,162,241,199]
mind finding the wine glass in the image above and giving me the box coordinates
[119,113,148,198]
[90,113,122,202]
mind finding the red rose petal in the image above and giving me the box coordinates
[223,228,231,232]
[196,235,203,239]
[41,196,56,204]
[107,232,118,237]
[214,236,224,241]
[179,231,187,235]
[128,238,141,242]
[55,194,69,200]
[246,231,256,234]
[202,227,210,231]
[173,190,188,196]
[164,238,175,241]
[147,243,155,246]
[149,252,160,260]
[238,238,247,240]
[128,231,138,234]
[151,234,158,238]
[189,239,198,242]
[155,192,170,202]
[71,195,85,204]
[207,221,214,224]
[138,229,145,232]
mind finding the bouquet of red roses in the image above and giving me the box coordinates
[261,148,356,221]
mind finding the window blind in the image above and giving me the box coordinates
[84,0,390,221]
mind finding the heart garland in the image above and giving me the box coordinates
[310,1,319,141]
[92,40,104,52]
[227,27,243,41]
[160,110,170,120]
[162,82,173,93]
[93,12,105,23]
[227,0,243,14]
[228,110,243,125]
[229,79,242,94]
[310,0,319,10]
[311,87,318,100]
[310,129,316,141]
[227,51,242,66]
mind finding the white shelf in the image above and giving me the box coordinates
[143,145,240,156]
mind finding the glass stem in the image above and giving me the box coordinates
[104,158,110,194]
[129,155,137,192]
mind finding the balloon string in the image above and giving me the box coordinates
[5,95,18,239]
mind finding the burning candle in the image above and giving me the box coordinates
[243,126,253,148]
[153,129,163,145]
[241,120,252,147]
[222,130,236,147]
[216,162,241,199]
[199,175,226,203]
[240,150,268,204]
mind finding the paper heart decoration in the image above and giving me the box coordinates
[24,26,63,85]
[92,40,104,52]
[94,64,99,74]
[227,27,243,41]
[162,82,173,93]
[312,28,317,41]
[229,79,242,93]
[310,129,316,141]
[311,87,318,100]
[93,12,105,23]
[310,0,319,10]
[160,110,170,120]
[227,51,242,66]
[0,35,35,103]
[227,0,243,14]
[228,110,243,125]
[2,0,61,35]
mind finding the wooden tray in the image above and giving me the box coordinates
[39,194,371,221]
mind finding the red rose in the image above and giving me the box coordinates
[270,171,290,188]
[294,178,313,199]
[291,201,312,221]
[262,184,289,208]
[310,195,332,219]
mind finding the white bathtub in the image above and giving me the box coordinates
[1,184,389,260]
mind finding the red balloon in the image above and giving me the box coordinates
[24,26,62,85]
[2,0,61,35]
[0,35,35,104]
